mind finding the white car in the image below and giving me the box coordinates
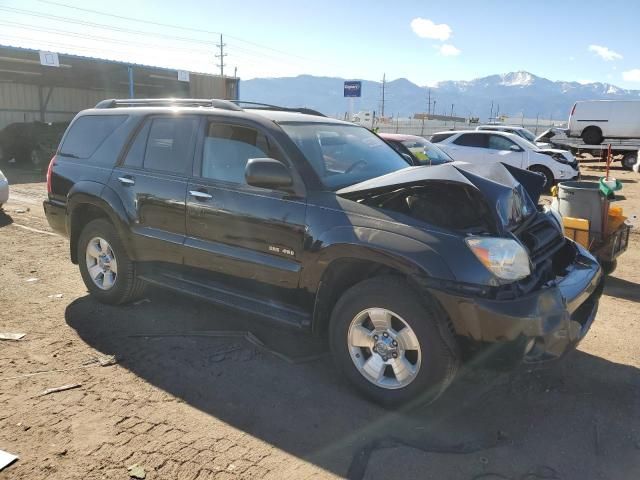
[476,125,552,148]
[431,130,579,189]
[0,169,8,208]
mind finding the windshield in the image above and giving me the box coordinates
[280,122,410,190]
[517,129,537,142]
[421,143,453,165]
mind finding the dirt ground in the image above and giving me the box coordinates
[0,159,639,480]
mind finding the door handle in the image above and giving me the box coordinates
[118,176,135,186]
[189,190,213,200]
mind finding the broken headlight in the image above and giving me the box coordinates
[466,237,531,281]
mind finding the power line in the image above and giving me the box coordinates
[33,0,332,65]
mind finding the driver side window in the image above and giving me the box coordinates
[200,122,276,184]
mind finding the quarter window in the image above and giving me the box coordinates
[201,123,272,184]
[60,115,127,159]
[143,117,198,174]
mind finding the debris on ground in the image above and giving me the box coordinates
[13,208,27,213]
[127,463,146,479]
[0,333,26,341]
[132,298,151,306]
[39,383,82,396]
[47,293,64,299]
[83,354,118,367]
[0,449,19,471]
[25,277,39,283]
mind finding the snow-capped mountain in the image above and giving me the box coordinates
[239,71,640,120]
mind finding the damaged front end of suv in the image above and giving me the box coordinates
[337,161,603,365]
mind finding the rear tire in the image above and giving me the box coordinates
[329,276,459,407]
[581,126,603,145]
[621,152,637,171]
[528,165,555,192]
[78,218,146,305]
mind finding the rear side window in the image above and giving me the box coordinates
[60,115,127,159]
[200,123,272,184]
[430,133,454,143]
[453,133,488,148]
[143,117,199,174]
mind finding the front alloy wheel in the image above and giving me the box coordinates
[347,308,421,389]
[85,237,118,290]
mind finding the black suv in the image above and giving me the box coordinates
[44,98,603,405]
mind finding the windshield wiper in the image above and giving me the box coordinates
[58,152,80,159]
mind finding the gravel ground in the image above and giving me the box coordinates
[0,160,638,480]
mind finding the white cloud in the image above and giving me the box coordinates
[622,69,640,82]
[439,44,461,56]
[588,44,622,61]
[577,79,595,85]
[410,18,452,41]
[569,56,575,61]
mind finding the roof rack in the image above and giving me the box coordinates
[230,101,326,117]
[94,98,243,111]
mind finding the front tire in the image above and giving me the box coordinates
[78,218,146,304]
[329,276,459,407]
[528,165,555,193]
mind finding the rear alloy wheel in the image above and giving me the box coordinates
[581,126,603,145]
[30,149,44,167]
[78,218,145,304]
[621,153,637,171]
[330,276,459,407]
[528,165,555,192]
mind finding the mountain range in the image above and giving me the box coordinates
[239,71,640,121]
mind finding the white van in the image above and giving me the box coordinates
[568,100,640,144]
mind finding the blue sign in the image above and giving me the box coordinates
[344,81,362,98]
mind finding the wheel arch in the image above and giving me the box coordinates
[67,183,133,264]
[310,248,453,336]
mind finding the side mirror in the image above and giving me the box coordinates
[245,158,293,190]
[509,145,523,152]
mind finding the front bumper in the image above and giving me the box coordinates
[430,242,603,363]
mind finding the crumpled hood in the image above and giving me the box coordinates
[337,161,545,232]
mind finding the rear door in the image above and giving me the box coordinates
[485,134,525,168]
[445,133,488,162]
[184,118,307,302]
[108,115,199,263]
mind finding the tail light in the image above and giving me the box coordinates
[46,155,56,194]
[570,103,576,117]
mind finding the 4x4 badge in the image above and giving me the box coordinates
[269,245,295,256]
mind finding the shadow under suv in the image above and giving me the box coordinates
[44,98,603,406]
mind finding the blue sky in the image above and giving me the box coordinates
[2,0,640,87]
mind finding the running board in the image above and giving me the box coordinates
[138,271,311,330]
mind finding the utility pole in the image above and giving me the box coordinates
[216,34,227,77]
[380,73,386,118]
[450,103,454,117]
[490,101,494,122]
[234,66,237,78]
[427,89,431,116]
[433,100,436,117]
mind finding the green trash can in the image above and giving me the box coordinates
[556,181,607,241]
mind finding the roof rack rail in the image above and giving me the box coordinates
[94,98,243,111]
[230,101,326,117]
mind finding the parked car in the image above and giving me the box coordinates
[0,121,69,168]
[568,100,640,144]
[0,169,8,208]
[44,98,603,406]
[476,125,552,148]
[378,133,453,166]
[431,130,579,189]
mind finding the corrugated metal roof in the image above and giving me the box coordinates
[0,42,223,77]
